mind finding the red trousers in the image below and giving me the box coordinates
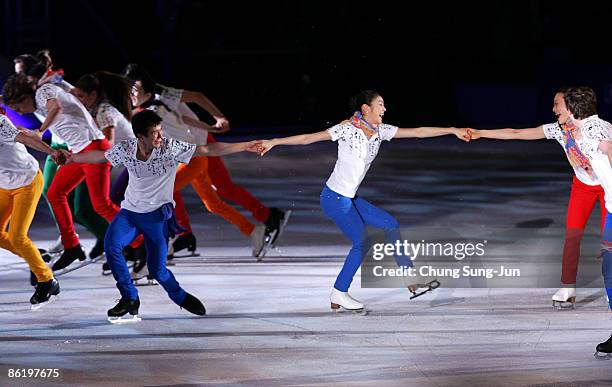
[207,134,269,223]
[561,176,606,284]
[47,139,119,248]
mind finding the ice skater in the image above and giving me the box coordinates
[0,112,64,309]
[12,52,109,262]
[258,90,470,311]
[123,64,291,258]
[64,110,261,322]
[468,89,606,309]
[495,86,612,358]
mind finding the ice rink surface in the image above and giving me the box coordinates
[1,139,611,386]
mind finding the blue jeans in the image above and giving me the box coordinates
[104,207,186,305]
[602,212,612,309]
[320,185,412,292]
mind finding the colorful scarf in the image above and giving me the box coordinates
[561,120,594,179]
[351,111,377,136]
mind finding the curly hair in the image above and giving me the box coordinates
[2,73,36,106]
[563,86,597,120]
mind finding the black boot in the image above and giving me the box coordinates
[52,245,86,271]
[89,239,105,260]
[30,271,37,287]
[596,335,612,358]
[30,278,60,305]
[264,208,290,247]
[172,233,196,254]
[180,293,206,316]
[107,297,140,318]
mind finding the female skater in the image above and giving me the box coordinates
[0,112,63,308]
[13,52,108,261]
[259,90,470,311]
[65,110,261,322]
[468,89,606,308]
[2,73,120,271]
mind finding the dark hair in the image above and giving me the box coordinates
[76,71,132,119]
[349,90,381,114]
[2,73,36,105]
[564,86,597,119]
[122,63,159,95]
[131,109,162,137]
[36,49,53,69]
[13,54,46,79]
[13,54,37,71]
[121,63,169,111]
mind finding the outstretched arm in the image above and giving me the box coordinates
[599,140,612,165]
[193,140,262,157]
[181,90,229,131]
[469,126,546,140]
[15,129,66,164]
[67,150,108,164]
[16,130,54,154]
[258,130,332,155]
[394,127,471,141]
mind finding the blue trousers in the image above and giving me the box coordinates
[320,185,412,292]
[602,212,612,309]
[104,207,186,305]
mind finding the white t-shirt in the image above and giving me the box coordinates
[104,137,196,213]
[93,101,135,143]
[543,122,601,185]
[0,116,39,190]
[326,122,398,198]
[35,83,105,153]
[570,115,612,212]
[158,86,208,145]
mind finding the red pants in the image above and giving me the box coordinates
[561,176,606,284]
[47,139,119,248]
[207,134,270,223]
[173,156,255,236]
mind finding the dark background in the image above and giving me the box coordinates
[2,0,612,132]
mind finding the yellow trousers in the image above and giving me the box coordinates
[0,171,53,282]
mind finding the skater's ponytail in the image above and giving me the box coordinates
[349,90,380,115]
[76,72,133,120]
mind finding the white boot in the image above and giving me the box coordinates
[47,236,64,254]
[552,287,576,309]
[330,288,364,311]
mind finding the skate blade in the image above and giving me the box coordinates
[594,351,612,360]
[170,251,200,259]
[31,295,59,311]
[409,279,441,299]
[108,315,141,324]
[552,300,576,310]
[133,278,158,286]
[54,260,94,276]
[270,210,292,248]
[331,304,368,315]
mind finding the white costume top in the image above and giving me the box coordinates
[543,122,601,186]
[158,85,208,145]
[572,115,612,212]
[35,83,104,153]
[104,137,196,213]
[0,116,39,189]
[326,122,398,198]
[92,101,135,143]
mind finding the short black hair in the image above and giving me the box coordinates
[131,110,162,138]
[564,86,597,120]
